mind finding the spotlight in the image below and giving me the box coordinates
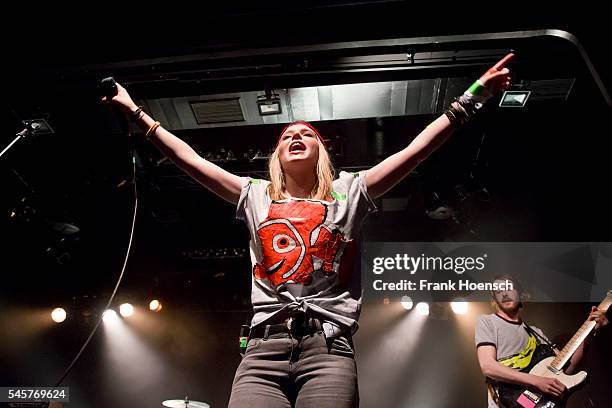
[451,299,469,315]
[119,303,134,317]
[23,118,55,135]
[102,309,118,323]
[400,295,414,310]
[415,302,429,316]
[499,90,531,108]
[149,300,162,312]
[257,90,282,115]
[51,307,66,323]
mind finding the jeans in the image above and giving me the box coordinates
[228,330,358,408]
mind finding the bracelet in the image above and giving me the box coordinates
[444,104,463,127]
[447,79,492,127]
[145,121,161,139]
[453,100,468,117]
[444,95,481,127]
[456,95,482,117]
[131,106,144,121]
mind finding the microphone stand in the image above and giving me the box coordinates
[0,122,39,159]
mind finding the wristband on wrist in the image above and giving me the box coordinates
[464,79,493,104]
[444,103,466,127]
[443,94,484,128]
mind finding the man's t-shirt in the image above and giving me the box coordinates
[237,170,376,334]
[475,313,550,408]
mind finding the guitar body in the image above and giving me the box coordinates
[497,291,611,407]
[498,345,587,408]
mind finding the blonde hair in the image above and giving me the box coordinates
[268,137,335,201]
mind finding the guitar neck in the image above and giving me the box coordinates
[551,293,611,371]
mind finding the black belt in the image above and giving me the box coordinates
[249,315,322,339]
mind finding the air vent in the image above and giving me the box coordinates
[190,98,245,124]
[527,78,575,101]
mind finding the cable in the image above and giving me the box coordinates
[53,153,138,387]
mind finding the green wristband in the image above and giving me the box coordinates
[239,336,248,348]
[464,80,493,103]
[467,80,486,96]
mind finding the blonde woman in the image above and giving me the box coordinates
[106,53,514,407]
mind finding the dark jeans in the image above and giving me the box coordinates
[228,330,359,408]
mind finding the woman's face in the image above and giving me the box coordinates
[277,123,320,172]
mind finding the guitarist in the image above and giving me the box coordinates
[475,274,608,407]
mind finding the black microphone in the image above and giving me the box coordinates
[100,76,118,100]
[100,76,130,134]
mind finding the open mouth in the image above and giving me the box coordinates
[289,141,306,153]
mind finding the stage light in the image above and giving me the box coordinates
[119,303,134,317]
[257,90,282,115]
[400,296,413,310]
[499,90,531,107]
[51,308,66,323]
[23,118,55,135]
[451,300,469,315]
[415,302,429,315]
[149,300,162,312]
[103,309,118,323]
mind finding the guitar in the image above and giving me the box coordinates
[497,290,612,408]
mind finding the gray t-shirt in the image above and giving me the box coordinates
[237,170,376,334]
[475,313,549,408]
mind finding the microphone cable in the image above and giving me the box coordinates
[53,116,139,388]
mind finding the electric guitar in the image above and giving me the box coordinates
[497,290,612,408]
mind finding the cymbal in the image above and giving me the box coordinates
[162,399,210,408]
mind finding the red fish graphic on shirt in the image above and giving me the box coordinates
[253,200,344,287]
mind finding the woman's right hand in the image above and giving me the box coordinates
[101,81,138,115]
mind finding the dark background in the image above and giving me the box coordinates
[1,2,611,407]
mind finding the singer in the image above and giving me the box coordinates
[103,53,513,407]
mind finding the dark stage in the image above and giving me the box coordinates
[2,3,611,407]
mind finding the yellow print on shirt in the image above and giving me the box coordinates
[497,333,537,370]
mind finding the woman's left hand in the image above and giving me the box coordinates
[479,52,515,95]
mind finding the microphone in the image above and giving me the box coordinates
[100,77,118,100]
[100,76,130,133]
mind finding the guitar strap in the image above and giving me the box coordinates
[523,322,555,348]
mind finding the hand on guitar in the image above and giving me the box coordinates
[531,376,567,398]
[589,306,609,330]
